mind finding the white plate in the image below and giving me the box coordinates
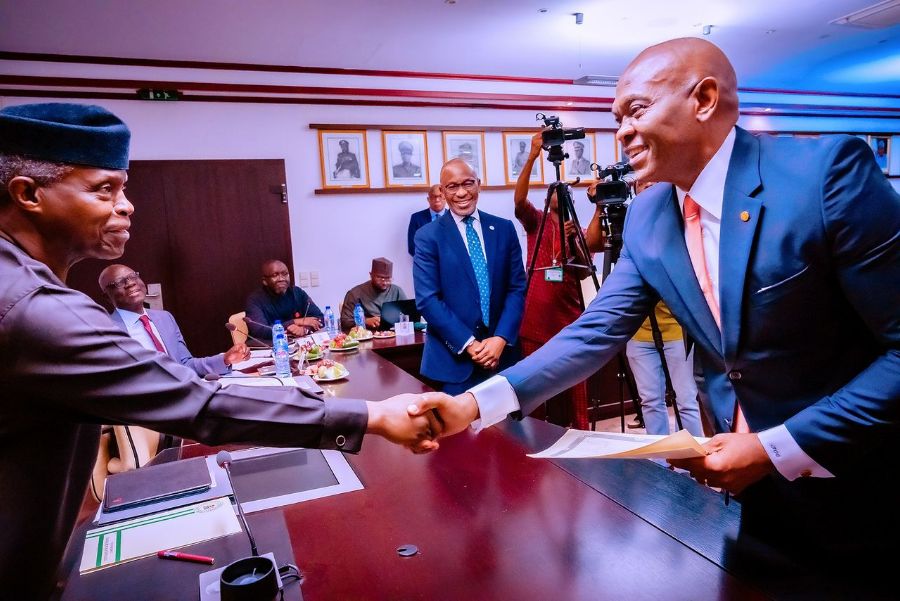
[328,344,359,352]
[373,331,396,339]
[350,333,374,341]
[312,368,349,382]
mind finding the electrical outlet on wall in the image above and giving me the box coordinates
[298,271,310,287]
[310,271,320,287]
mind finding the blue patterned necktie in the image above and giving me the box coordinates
[463,214,491,326]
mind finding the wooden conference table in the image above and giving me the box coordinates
[59,333,861,600]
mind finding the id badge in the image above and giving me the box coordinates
[544,267,564,282]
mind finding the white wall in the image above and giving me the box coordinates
[3,85,898,307]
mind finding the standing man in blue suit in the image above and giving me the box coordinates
[100,263,249,376]
[407,184,446,256]
[411,38,900,573]
[414,158,526,394]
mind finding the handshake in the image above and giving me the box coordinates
[365,392,480,453]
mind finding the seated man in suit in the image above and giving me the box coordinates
[410,37,900,585]
[245,258,324,340]
[413,158,526,394]
[340,257,407,331]
[407,184,446,256]
[99,264,249,376]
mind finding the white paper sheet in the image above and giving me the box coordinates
[528,428,710,460]
[80,497,241,573]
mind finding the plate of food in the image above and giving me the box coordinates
[296,343,325,361]
[373,330,396,339]
[329,334,360,352]
[306,360,349,382]
[348,326,374,341]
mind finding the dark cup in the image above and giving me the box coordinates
[220,556,279,601]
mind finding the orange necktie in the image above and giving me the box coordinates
[683,195,749,433]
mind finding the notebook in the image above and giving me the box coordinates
[103,456,212,512]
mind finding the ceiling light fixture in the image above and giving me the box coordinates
[702,24,713,35]
[574,12,584,25]
[574,75,619,87]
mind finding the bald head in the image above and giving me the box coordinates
[613,37,740,190]
[440,159,480,217]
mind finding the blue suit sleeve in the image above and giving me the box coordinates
[407,214,418,256]
[413,225,476,354]
[161,311,229,377]
[502,237,657,417]
[493,220,526,345]
[783,137,900,473]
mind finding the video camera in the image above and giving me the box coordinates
[588,161,633,204]
[537,113,585,152]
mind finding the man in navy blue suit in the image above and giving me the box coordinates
[407,184,446,256]
[413,159,526,394]
[411,38,900,572]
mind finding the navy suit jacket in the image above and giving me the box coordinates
[407,208,433,256]
[502,128,900,550]
[110,308,230,376]
[414,210,526,384]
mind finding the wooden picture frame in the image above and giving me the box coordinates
[442,131,487,181]
[319,130,370,189]
[383,130,429,187]
[868,135,890,174]
[502,132,542,185]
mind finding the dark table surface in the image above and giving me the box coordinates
[58,336,862,600]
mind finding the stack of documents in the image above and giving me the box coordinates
[528,429,710,460]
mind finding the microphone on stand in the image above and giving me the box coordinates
[215,450,279,599]
[225,323,271,348]
[242,315,274,332]
[216,451,258,556]
[204,373,285,386]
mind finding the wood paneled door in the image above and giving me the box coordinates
[68,159,293,357]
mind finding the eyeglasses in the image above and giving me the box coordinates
[106,272,140,289]
[443,179,477,194]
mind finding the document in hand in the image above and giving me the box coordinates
[528,429,710,460]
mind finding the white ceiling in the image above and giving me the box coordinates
[2,0,899,94]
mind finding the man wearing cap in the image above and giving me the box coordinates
[0,103,445,598]
[340,257,407,330]
[568,140,592,176]
[392,140,422,178]
[333,138,360,179]
[407,184,446,256]
[511,140,529,176]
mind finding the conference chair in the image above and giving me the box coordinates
[228,311,249,345]
[89,425,163,502]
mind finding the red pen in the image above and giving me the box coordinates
[157,550,215,565]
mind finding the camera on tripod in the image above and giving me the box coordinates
[537,113,585,152]
[588,161,634,205]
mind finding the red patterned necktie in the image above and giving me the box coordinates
[138,314,166,353]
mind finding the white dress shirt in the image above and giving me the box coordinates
[116,308,169,354]
[469,128,832,480]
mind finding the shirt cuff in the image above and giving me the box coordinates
[467,375,520,432]
[458,336,475,355]
[757,425,834,480]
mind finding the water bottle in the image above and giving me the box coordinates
[272,320,292,378]
[353,302,365,329]
[324,306,337,337]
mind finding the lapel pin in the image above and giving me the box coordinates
[740,211,751,222]
[489,225,495,230]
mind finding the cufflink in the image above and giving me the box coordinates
[489,225,495,230]
[336,435,346,448]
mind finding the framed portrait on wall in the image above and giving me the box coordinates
[442,131,487,180]
[383,131,429,187]
[502,132,542,185]
[867,135,890,174]
[564,135,596,182]
[318,130,369,189]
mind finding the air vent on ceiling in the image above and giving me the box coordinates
[574,75,619,87]
[830,0,900,29]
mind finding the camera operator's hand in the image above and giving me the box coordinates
[584,184,606,253]
[529,132,543,160]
